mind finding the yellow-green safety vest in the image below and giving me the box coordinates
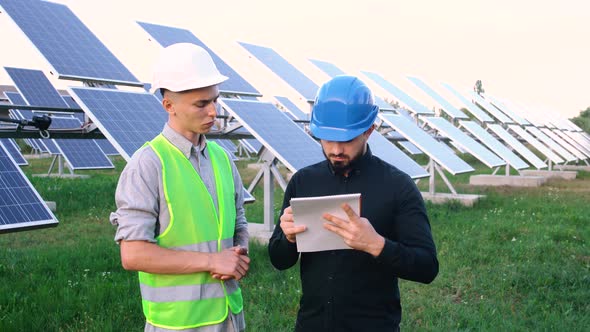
[138,134,243,330]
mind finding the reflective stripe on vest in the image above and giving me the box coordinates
[138,135,242,330]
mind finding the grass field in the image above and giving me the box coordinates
[1,154,589,331]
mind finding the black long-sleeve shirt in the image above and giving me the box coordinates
[268,147,438,331]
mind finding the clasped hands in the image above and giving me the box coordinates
[209,245,250,281]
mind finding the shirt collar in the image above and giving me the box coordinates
[161,123,207,159]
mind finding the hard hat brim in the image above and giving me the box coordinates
[310,123,369,142]
[149,74,229,94]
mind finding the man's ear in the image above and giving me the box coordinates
[162,96,175,115]
[364,124,375,137]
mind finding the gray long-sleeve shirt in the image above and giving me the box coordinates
[110,124,248,332]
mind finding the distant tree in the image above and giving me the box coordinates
[474,80,485,95]
[570,106,590,133]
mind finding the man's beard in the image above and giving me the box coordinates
[323,149,364,175]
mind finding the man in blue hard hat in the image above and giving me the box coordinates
[268,75,438,331]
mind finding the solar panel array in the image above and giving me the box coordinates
[508,125,564,164]
[0,143,57,232]
[407,77,469,119]
[380,113,474,175]
[137,21,260,96]
[459,121,529,170]
[440,83,494,123]
[0,0,139,85]
[485,95,531,126]
[309,59,395,111]
[362,71,435,115]
[470,92,513,123]
[423,117,505,168]
[367,132,429,179]
[239,42,319,101]
[220,99,324,172]
[0,138,27,165]
[485,124,547,169]
[540,128,587,160]
[274,96,308,120]
[68,87,166,161]
[398,141,423,155]
[525,126,576,162]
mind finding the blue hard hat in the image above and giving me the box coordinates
[310,75,379,142]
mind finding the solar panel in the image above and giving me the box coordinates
[0,0,139,85]
[539,128,587,160]
[137,21,261,96]
[524,126,576,162]
[4,67,69,108]
[4,91,59,154]
[362,71,435,115]
[309,59,395,111]
[68,87,166,161]
[48,117,114,170]
[379,113,473,175]
[485,95,531,126]
[0,143,57,233]
[240,138,263,154]
[274,96,308,120]
[555,130,590,158]
[367,132,429,179]
[507,125,564,164]
[239,42,319,101]
[469,92,514,123]
[422,117,505,168]
[440,83,494,123]
[459,121,529,169]
[0,138,28,166]
[562,131,590,155]
[407,77,469,119]
[398,141,423,155]
[219,99,324,172]
[486,124,547,169]
[525,126,576,162]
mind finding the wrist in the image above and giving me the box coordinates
[370,235,385,257]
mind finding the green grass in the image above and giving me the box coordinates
[1,155,589,331]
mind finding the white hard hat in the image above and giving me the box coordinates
[150,43,228,94]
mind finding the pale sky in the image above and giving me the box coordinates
[0,0,588,119]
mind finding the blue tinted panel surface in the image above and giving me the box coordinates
[137,22,260,96]
[240,42,319,101]
[0,138,28,165]
[4,67,69,108]
[49,117,113,169]
[69,88,167,161]
[240,139,263,154]
[398,141,423,155]
[460,121,528,169]
[407,77,468,119]
[220,99,324,172]
[0,0,139,85]
[0,144,57,232]
[95,139,119,155]
[440,83,494,123]
[367,132,429,179]
[362,71,434,115]
[274,96,308,120]
[486,124,546,169]
[423,117,505,168]
[380,113,473,175]
[508,125,564,164]
[309,59,394,111]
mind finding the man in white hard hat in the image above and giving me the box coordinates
[110,43,250,332]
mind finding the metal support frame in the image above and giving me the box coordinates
[426,158,458,195]
[47,155,73,176]
[246,148,288,231]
